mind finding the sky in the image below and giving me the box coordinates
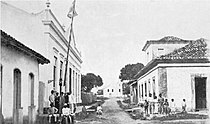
[4,0,210,87]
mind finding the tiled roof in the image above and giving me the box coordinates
[1,30,50,64]
[142,36,191,51]
[158,38,209,60]
[135,38,210,79]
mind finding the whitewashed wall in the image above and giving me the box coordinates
[137,68,159,103]
[166,64,210,111]
[1,45,39,120]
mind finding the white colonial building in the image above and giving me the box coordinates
[0,30,50,124]
[1,0,82,117]
[103,81,123,98]
[134,36,210,112]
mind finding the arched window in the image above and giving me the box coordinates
[14,69,21,109]
[29,73,34,106]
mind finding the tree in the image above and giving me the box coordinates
[119,63,144,81]
[81,73,103,92]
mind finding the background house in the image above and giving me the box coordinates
[103,81,123,98]
[0,30,49,124]
[135,36,210,113]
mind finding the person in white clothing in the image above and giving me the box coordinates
[96,104,103,118]
[169,99,176,115]
[62,104,72,123]
[181,99,187,113]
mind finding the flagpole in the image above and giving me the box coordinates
[63,0,76,93]
[59,0,76,121]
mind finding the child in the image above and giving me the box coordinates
[48,103,58,123]
[144,100,149,115]
[62,104,71,124]
[182,99,187,113]
[96,104,103,118]
[82,105,87,118]
[169,99,176,115]
[163,99,169,115]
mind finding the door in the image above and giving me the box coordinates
[13,69,21,123]
[195,77,207,109]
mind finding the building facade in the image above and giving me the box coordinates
[0,30,50,124]
[103,81,123,98]
[1,1,82,114]
[135,36,210,112]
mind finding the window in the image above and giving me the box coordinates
[107,89,109,92]
[69,68,72,93]
[29,73,34,106]
[148,79,151,97]
[53,56,57,87]
[119,89,121,92]
[72,70,75,95]
[141,84,143,98]
[158,48,164,50]
[75,72,77,99]
[145,82,147,97]
[0,65,2,115]
[139,85,141,98]
[60,61,63,80]
[153,77,156,98]
[112,89,114,92]
[14,69,21,109]
[147,52,149,62]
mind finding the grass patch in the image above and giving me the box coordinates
[151,112,209,121]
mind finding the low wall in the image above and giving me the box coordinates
[81,92,96,104]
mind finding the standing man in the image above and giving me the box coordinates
[59,92,65,114]
[68,91,76,124]
[158,94,164,114]
[49,90,55,106]
[144,100,149,115]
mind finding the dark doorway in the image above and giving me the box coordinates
[195,77,207,109]
[13,69,21,123]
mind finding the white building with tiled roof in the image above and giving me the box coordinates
[1,1,82,122]
[134,36,210,113]
[1,30,50,124]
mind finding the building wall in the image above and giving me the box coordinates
[144,43,188,64]
[166,65,210,111]
[103,82,123,97]
[137,68,159,103]
[137,63,210,111]
[1,2,48,57]
[1,2,82,106]
[1,45,39,122]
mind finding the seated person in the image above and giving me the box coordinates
[96,104,103,118]
[48,103,58,123]
[62,104,72,123]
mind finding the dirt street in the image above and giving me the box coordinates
[76,97,210,124]
[76,97,136,124]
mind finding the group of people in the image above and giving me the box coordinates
[48,90,76,123]
[143,94,187,116]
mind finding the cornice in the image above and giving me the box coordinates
[47,33,82,68]
[43,20,82,64]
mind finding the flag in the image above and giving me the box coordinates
[67,0,78,18]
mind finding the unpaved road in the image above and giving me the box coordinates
[76,97,209,124]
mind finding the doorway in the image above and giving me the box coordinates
[195,77,207,109]
[13,69,21,123]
